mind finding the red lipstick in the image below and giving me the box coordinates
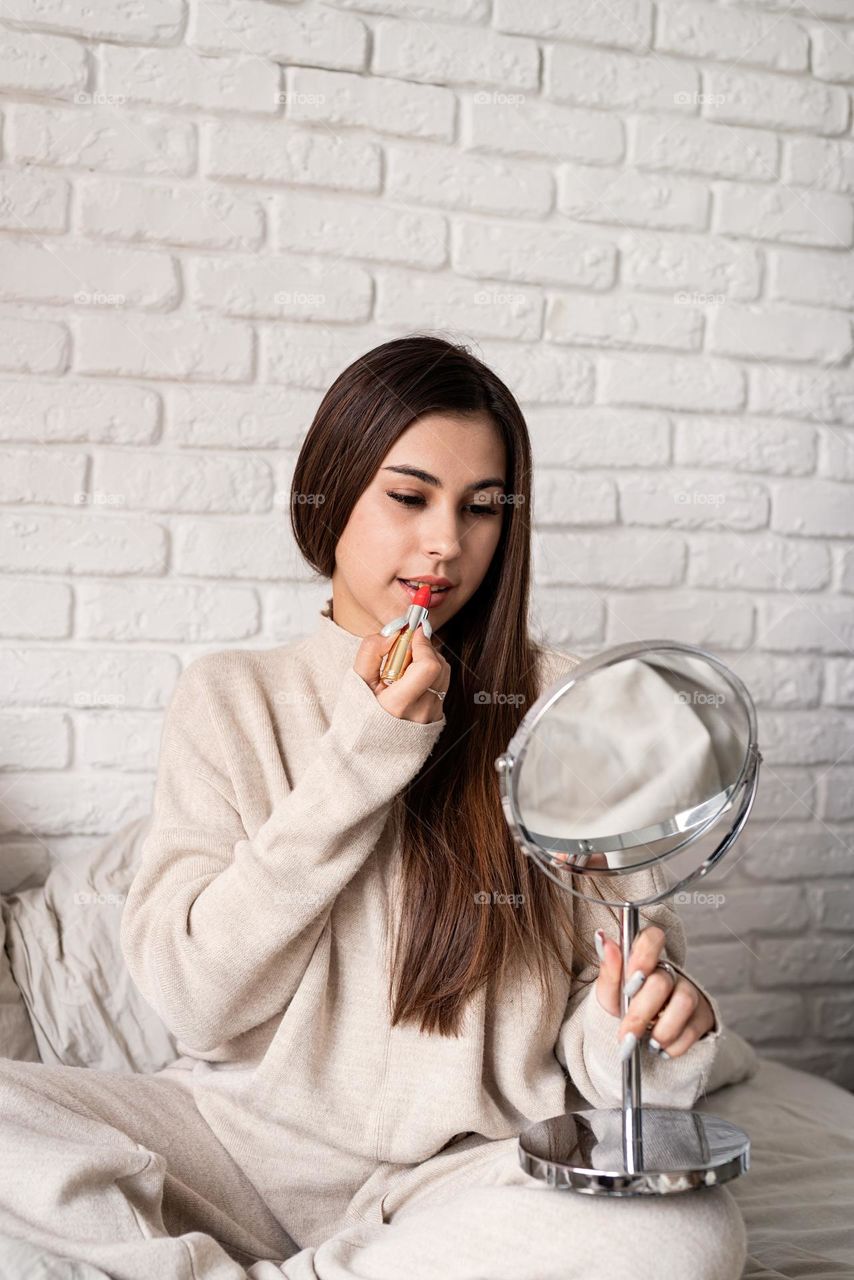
[380,581,432,684]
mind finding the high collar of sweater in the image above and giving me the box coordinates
[300,596,365,678]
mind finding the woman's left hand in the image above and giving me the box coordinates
[594,924,716,1059]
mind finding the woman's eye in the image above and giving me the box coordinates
[386,491,499,517]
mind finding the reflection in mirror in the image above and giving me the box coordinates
[516,650,750,874]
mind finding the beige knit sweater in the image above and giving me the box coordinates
[121,605,731,1173]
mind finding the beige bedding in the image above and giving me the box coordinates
[1,819,852,1276]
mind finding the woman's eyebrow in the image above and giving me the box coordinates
[382,464,506,490]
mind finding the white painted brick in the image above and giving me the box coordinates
[0,380,160,445]
[816,882,854,933]
[0,30,87,97]
[0,648,179,708]
[714,179,852,248]
[453,220,615,289]
[656,1,808,71]
[841,550,854,593]
[724,0,852,16]
[168,384,317,449]
[771,478,854,538]
[525,407,669,466]
[463,98,623,164]
[0,580,71,638]
[203,119,380,192]
[0,318,69,375]
[532,586,605,646]
[687,532,829,591]
[704,67,849,135]
[708,304,853,365]
[375,267,542,340]
[718,993,806,1043]
[757,937,854,987]
[474,343,595,405]
[819,769,854,820]
[10,104,197,177]
[785,136,854,195]
[758,596,854,653]
[263,323,397,389]
[535,529,684,587]
[189,0,367,72]
[674,415,816,475]
[744,779,818,828]
[818,427,854,482]
[769,246,854,309]
[600,353,745,412]
[76,712,163,771]
[2,0,183,43]
[816,995,854,1039]
[713,651,823,706]
[0,773,150,836]
[825,658,854,706]
[751,364,854,426]
[101,46,279,116]
[93,450,273,514]
[0,448,86,505]
[494,0,653,53]
[677,946,748,996]
[275,190,447,268]
[0,512,167,575]
[546,292,702,352]
[0,242,179,310]
[0,169,68,234]
[681,884,809,938]
[285,67,454,141]
[557,162,709,231]
[621,229,760,300]
[189,253,372,322]
[386,143,552,217]
[330,0,488,16]
[534,473,616,526]
[74,314,254,382]
[0,712,70,769]
[812,25,854,84]
[619,472,769,530]
[374,19,538,89]
[544,45,698,114]
[78,178,265,251]
[77,581,261,641]
[174,518,306,580]
[606,590,755,648]
[631,117,778,182]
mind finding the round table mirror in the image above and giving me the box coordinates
[494,639,762,1196]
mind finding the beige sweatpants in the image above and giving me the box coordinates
[0,1056,747,1280]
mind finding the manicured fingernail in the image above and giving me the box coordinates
[623,970,646,999]
[659,1049,670,1060]
[619,1032,638,1061]
[594,929,606,963]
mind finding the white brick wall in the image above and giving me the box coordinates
[0,0,852,1086]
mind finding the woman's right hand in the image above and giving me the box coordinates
[354,624,451,723]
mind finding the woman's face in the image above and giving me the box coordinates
[331,410,508,638]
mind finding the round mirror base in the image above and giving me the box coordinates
[519,1108,749,1197]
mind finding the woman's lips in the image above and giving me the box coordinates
[397,578,452,607]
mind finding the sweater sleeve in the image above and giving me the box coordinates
[120,659,446,1055]
[555,861,725,1110]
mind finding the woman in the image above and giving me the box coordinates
[0,334,747,1280]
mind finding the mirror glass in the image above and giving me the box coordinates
[514,648,752,889]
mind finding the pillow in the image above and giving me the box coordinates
[1,816,179,1074]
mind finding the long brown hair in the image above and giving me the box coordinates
[290,332,602,1036]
